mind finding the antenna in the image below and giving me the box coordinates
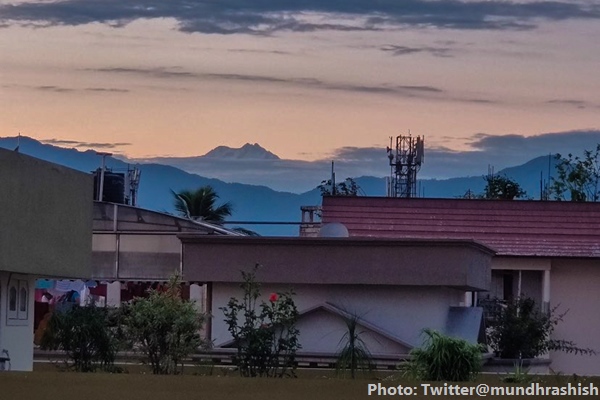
[126,165,142,206]
[96,152,113,201]
[331,161,336,196]
[539,153,553,201]
[386,133,424,198]
[540,171,543,200]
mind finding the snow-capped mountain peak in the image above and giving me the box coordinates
[202,143,280,160]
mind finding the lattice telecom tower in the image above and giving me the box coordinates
[386,134,424,198]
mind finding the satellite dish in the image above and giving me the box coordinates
[318,222,349,238]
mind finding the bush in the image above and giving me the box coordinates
[221,264,300,378]
[487,297,596,359]
[41,303,123,372]
[335,313,373,379]
[407,329,483,381]
[125,274,206,375]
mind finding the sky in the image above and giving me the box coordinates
[1,0,600,178]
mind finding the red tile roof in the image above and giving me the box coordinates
[322,197,600,258]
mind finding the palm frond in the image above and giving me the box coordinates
[171,186,234,223]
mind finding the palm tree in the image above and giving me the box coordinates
[171,186,233,223]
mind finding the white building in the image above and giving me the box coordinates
[0,148,92,371]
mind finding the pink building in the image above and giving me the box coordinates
[319,196,600,375]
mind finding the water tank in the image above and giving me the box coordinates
[318,222,349,238]
[93,169,125,204]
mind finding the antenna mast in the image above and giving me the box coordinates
[386,133,424,198]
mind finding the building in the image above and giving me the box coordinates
[0,148,92,371]
[91,201,242,307]
[319,196,600,375]
[178,235,494,365]
[32,191,243,364]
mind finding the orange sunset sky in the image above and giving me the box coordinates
[1,0,599,162]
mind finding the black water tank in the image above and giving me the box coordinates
[93,169,126,204]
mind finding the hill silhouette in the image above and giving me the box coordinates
[0,136,559,235]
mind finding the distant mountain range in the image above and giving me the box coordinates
[0,136,558,236]
[202,143,280,160]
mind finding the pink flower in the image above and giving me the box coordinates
[269,293,278,302]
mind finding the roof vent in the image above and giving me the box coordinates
[318,222,349,238]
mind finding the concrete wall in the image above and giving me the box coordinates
[492,258,551,271]
[0,149,92,278]
[550,259,600,376]
[0,273,35,371]
[181,236,493,291]
[211,283,464,355]
[294,309,411,355]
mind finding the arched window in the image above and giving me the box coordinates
[9,286,17,311]
[7,279,29,323]
[6,282,19,320]
[19,286,27,312]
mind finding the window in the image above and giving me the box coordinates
[18,281,29,319]
[9,286,17,311]
[6,278,29,325]
[19,288,26,311]
[8,284,18,320]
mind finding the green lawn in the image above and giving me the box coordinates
[0,364,597,400]
[4,371,370,400]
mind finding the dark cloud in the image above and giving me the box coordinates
[91,67,195,79]
[89,66,500,103]
[84,87,130,93]
[33,85,129,93]
[41,138,132,149]
[461,98,497,104]
[1,0,599,34]
[226,48,292,55]
[328,147,384,162]
[381,44,454,58]
[325,130,600,180]
[36,85,75,93]
[467,130,600,156]
[546,99,595,109]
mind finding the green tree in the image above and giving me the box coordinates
[487,297,596,359]
[482,174,527,200]
[318,177,362,196]
[550,144,600,202]
[41,303,123,372]
[172,186,233,223]
[125,274,206,375]
[221,264,300,378]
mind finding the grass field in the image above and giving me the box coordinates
[0,364,598,400]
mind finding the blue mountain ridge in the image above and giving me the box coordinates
[0,136,558,236]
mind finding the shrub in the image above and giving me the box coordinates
[41,303,123,372]
[487,297,596,359]
[335,313,373,379]
[407,329,483,382]
[125,274,206,375]
[221,264,300,378]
